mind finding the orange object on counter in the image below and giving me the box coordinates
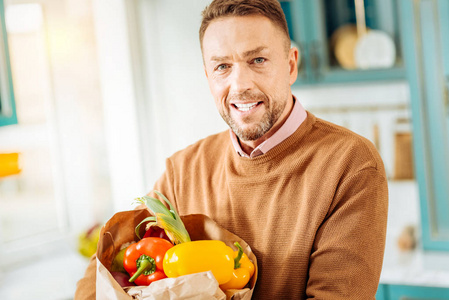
[0,153,21,177]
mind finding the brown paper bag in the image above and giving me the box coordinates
[96,209,258,300]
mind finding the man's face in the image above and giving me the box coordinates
[202,15,298,143]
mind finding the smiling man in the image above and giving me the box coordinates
[75,1,388,299]
[202,13,297,155]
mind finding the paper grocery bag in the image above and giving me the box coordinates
[96,209,258,300]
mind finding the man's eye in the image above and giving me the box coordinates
[253,57,265,64]
[216,64,228,71]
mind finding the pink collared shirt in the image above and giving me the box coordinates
[230,96,307,158]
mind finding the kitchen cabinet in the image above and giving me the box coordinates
[281,0,405,85]
[0,0,17,127]
[400,0,449,251]
[376,284,449,300]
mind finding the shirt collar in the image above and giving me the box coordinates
[230,96,307,158]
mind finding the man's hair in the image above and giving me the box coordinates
[199,0,290,51]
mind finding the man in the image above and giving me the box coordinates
[75,0,388,299]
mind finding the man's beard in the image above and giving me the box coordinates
[220,91,285,141]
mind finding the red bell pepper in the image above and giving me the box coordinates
[123,237,173,286]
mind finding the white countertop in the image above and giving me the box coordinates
[380,241,449,288]
[379,180,449,288]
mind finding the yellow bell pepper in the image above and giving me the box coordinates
[219,242,255,290]
[163,240,235,285]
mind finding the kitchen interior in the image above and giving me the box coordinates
[0,0,448,299]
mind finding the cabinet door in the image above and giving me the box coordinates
[0,0,17,127]
[400,0,449,250]
[376,284,387,300]
[284,0,405,85]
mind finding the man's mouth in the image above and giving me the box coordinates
[233,102,262,112]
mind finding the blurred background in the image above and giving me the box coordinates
[0,0,448,299]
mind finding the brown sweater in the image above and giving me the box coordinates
[75,112,388,299]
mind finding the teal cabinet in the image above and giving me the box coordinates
[0,0,17,127]
[281,0,405,85]
[376,284,387,300]
[400,0,449,251]
[376,284,449,300]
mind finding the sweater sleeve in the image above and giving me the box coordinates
[306,167,388,299]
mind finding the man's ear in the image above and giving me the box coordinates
[288,46,299,86]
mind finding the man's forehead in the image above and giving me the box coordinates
[204,15,275,37]
[202,16,279,61]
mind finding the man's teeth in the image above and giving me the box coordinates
[234,102,258,112]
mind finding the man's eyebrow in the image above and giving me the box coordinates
[210,55,230,62]
[209,46,268,62]
[243,46,268,58]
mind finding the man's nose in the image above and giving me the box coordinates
[229,65,254,94]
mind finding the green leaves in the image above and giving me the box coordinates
[156,213,191,245]
[134,191,191,244]
[134,216,156,239]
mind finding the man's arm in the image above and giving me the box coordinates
[306,167,388,299]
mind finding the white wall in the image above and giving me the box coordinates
[93,0,147,212]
